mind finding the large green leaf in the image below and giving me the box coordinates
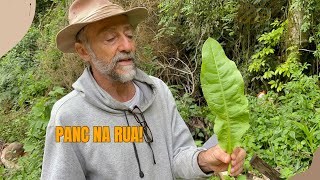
[200,38,250,154]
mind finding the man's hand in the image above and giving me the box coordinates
[197,145,246,176]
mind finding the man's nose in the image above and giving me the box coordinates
[118,35,134,53]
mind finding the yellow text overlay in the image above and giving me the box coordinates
[114,126,143,143]
[55,126,144,143]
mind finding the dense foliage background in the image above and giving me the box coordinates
[0,0,319,179]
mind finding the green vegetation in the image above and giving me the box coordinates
[243,72,320,178]
[0,0,319,179]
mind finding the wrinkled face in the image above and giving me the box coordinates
[82,15,137,83]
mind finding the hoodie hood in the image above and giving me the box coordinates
[72,67,157,114]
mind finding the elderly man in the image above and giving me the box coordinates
[41,0,246,179]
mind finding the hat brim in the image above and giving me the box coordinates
[56,7,148,53]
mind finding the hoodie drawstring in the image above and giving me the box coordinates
[124,111,144,178]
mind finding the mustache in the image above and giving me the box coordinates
[112,52,136,63]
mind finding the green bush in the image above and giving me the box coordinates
[0,1,68,179]
[0,26,40,109]
[1,87,66,179]
[243,73,320,178]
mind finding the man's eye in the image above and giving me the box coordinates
[106,37,115,42]
[126,32,135,39]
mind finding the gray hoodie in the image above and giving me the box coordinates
[41,68,212,180]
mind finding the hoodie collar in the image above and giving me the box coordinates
[72,67,157,114]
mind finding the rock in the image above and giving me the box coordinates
[257,90,266,98]
[0,142,24,169]
[0,140,6,166]
[0,140,4,149]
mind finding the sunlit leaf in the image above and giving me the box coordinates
[200,38,250,154]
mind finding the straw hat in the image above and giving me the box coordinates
[56,0,148,53]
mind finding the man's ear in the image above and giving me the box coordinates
[75,42,91,62]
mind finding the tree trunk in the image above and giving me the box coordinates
[287,0,308,54]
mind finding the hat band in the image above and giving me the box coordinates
[75,4,126,24]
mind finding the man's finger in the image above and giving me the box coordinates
[230,167,243,177]
[236,148,246,163]
[231,159,244,172]
[231,148,239,160]
[211,145,231,163]
[231,147,246,161]
[231,158,236,166]
[233,147,241,154]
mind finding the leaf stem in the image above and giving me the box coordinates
[228,162,232,175]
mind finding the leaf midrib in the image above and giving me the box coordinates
[210,42,232,154]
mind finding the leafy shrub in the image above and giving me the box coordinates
[0,1,70,179]
[243,73,320,178]
[0,26,40,110]
[169,85,213,144]
[1,87,66,179]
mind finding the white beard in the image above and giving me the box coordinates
[88,46,137,83]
